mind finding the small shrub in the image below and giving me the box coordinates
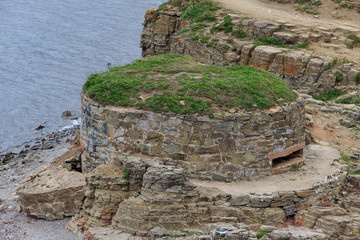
[123,171,130,180]
[335,71,343,83]
[340,150,351,163]
[331,57,338,67]
[190,22,208,31]
[220,44,230,53]
[255,37,283,47]
[256,229,267,239]
[189,32,201,41]
[206,42,214,47]
[352,169,360,175]
[335,97,360,105]
[346,34,360,49]
[290,164,299,171]
[356,72,360,85]
[297,43,308,49]
[223,15,233,33]
[200,35,210,43]
[231,29,247,38]
[182,28,190,33]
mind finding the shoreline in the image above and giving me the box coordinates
[0,126,83,240]
[0,124,80,165]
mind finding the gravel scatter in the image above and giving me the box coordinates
[0,127,83,240]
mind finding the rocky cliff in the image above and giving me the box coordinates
[140,0,360,92]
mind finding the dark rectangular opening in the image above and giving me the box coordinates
[272,149,303,170]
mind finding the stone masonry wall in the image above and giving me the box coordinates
[80,95,305,181]
[68,154,348,238]
[141,7,360,91]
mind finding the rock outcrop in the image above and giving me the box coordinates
[17,166,85,220]
[17,137,86,220]
[140,4,360,91]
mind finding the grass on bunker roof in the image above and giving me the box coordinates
[83,54,296,115]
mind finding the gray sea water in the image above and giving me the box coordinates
[0,0,165,153]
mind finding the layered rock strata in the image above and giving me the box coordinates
[67,150,349,239]
[17,166,85,220]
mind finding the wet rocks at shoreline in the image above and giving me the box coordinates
[0,125,80,167]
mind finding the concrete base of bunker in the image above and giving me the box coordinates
[270,144,305,175]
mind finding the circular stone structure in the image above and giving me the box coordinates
[80,54,306,181]
[80,94,305,181]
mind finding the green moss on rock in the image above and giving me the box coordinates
[83,54,297,114]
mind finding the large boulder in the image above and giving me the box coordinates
[17,166,85,220]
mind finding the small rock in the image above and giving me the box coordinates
[340,119,355,128]
[35,122,46,131]
[62,110,72,117]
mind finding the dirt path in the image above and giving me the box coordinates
[191,144,342,194]
[215,0,360,32]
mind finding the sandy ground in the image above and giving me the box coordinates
[0,132,83,240]
[191,144,342,194]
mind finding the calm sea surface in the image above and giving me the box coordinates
[0,0,165,153]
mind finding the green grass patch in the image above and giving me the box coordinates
[83,54,297,115]
[200,35,210,43]
[181,0,219,22]
[256,229,267,239]
[123,170,130,180]
[297,43,308,49]
[356,72,360,85]
[335,97,360,105]
[158,0,183,12]
[255,37,283,47]
[312,89,344,101]
[190,22,209,31]
[211,15,233,33]
[232,29,247,38]
[346,34,360,49]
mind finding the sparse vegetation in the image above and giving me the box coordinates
[231,29,248,39]
[256,229,267,239]
[254,37,283,47]
[335,71,344,83]
[335,97,360,105]
[295,0,322,15]
[123,170,130,180]
[290,164,299,171]
[312,89,344,101]
[297,43,308,49]
[83,54,297,114]
[346,34,360,49]
[356,72,360,85]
